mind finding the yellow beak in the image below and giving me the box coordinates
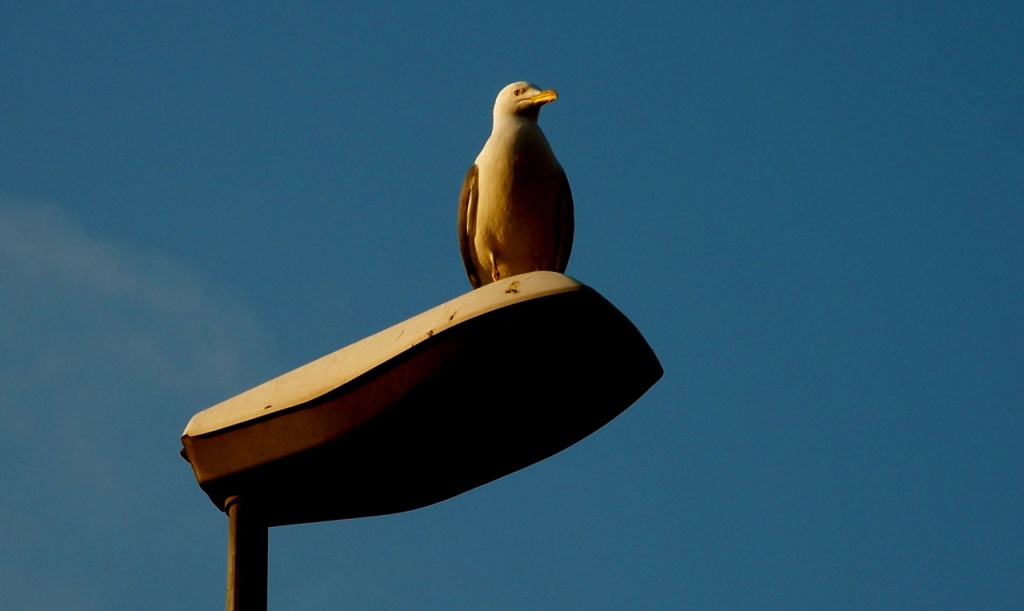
[527,89,559,105]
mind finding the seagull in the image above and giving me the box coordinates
[458,81,574,288]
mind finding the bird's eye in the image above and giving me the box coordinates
[513,88,521,96]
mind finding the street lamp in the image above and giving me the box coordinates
[181,272,662,609]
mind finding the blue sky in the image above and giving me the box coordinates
[2,2,1022,609]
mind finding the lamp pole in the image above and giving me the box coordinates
[225,496,268,610]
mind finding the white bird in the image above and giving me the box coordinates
[458,81,574,288]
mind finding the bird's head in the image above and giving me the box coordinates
[493,81,558,122]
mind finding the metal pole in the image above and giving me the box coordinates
[225,496,268,611]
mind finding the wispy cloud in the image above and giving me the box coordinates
[1,200,274,397]
[0,199,276,609]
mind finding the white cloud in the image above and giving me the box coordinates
[0,199,276,609]
[0,200,274,399]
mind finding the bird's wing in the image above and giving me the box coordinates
[457,165,482,288]
[554,170,574,273]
